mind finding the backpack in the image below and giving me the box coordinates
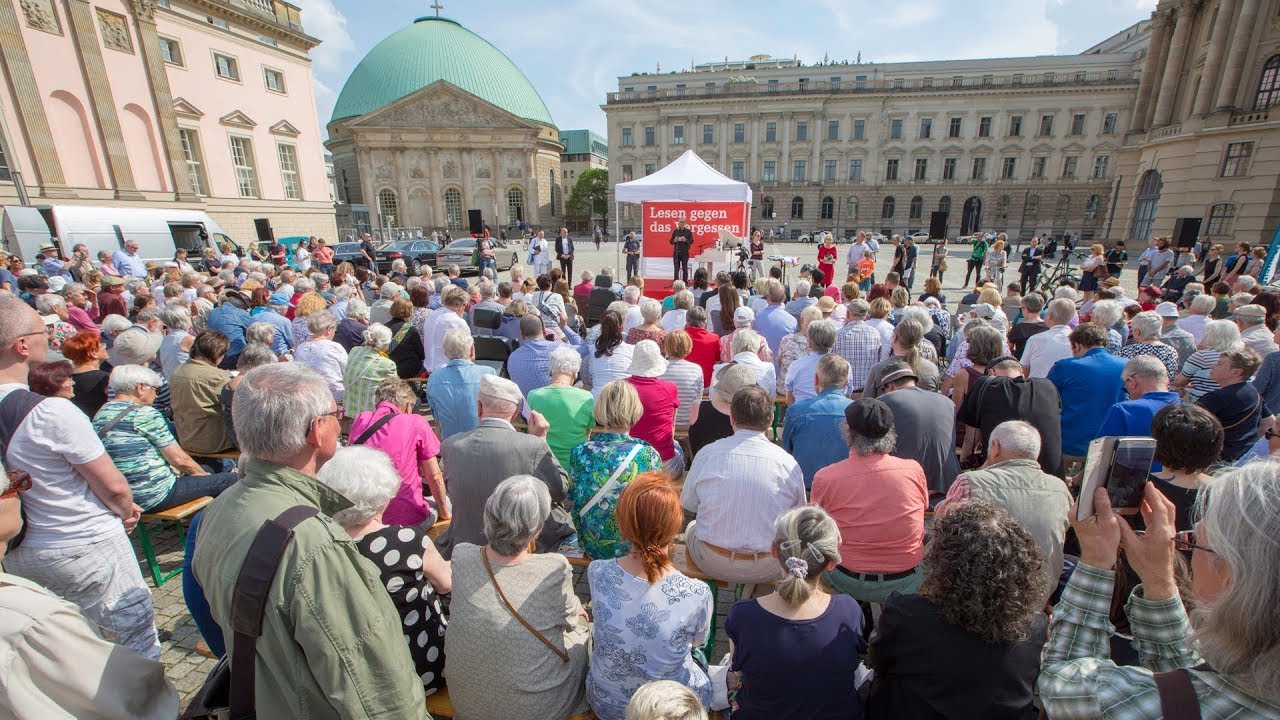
[0,389,46,552]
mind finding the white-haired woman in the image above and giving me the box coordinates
[294,311,348,404]
[1088,299,1125,353]
[35,294,76,352]
[1174,318,1243,401]
[626,681,708,720]
[158,305,194,381]
[221,344,276,448]
[1041,465,1280,718]
[92,365,237,511]
[527,346,594,470]
[626,298,667,348]
[727,505,866,719]
[317,446,449,695]
[334,297,370,352]
[445,475,590,720]
[342,323,397,418]
[1117,310,1180,380]
[348,378,445,526]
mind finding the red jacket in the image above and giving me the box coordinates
[684,325,721,387]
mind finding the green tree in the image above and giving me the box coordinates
[565,167,609,229]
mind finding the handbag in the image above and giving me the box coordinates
[481,546,569,662]
[180,505,320,720]
[1092,262,1110,280]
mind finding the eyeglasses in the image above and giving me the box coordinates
[1,470,31,499]
[1175,530,1214,554]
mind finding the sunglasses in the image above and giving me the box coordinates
[1,470,31,499]
[1175,530,1214,554]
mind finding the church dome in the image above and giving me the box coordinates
[330,16,555,127]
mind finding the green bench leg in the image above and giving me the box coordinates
[772,402,786,442]
[136,519,189,588]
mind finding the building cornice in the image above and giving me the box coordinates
[176,0,320,50]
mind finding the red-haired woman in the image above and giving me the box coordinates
[61,332,110,417]
[586,472,714,720]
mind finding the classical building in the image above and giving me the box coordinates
[326,15,562,238]
[0,0,335,243]
[1113,0,1280,248]
[559,129,608,187]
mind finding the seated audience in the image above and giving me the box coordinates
[445,475,590,719]
[590,311,635,400]
[713,329,776,394]
[220,344,275,447]
[868,499,1049,719]
[878,361,961,495]
[1096,355,1182,466]
[170,330,234,454]
[333,297,369,351]
[783,320,841,404]
[387,297,426,379]
[625,681,708,720]
[782,354,854,489]
[661,290,694,331]
[348,378,446,526]
[727,505,866,720]
[1048,324,1127,469]
[528,346,594,469]
[659,330,704,428]
[587,474,714,719]
[1006,293,1048,358]
[1019,297,1075,378]
[1173,318,1243,401]
[1199,348,1273,463]
[342,323,397,418]
[626,340,682,475]
[687,363,756,458]
[28,359,74,400]
[958,356,1064,476]
[1147,404,1223,531]
[863,319,941,399]
[62,331,111,417]
[508,314,561,398]
[777,305,822,396]
[294,311,348,404]
[626,298,667,348]
[1156,301,1197,368]
[317,446,450,695]
[682,307,721,386]
[426,328,497,439]
[1116,311,1180,380]
[720,306,774,364]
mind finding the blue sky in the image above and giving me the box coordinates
[299,0,1158,138]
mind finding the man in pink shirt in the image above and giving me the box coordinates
[812,398,928,603]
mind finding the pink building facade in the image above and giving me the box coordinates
[0,0,335,244]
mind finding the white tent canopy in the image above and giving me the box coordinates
[614,149,752,203]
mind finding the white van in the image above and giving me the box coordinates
[1,204,236,266]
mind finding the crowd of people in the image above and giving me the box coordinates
[0,230,1278,720]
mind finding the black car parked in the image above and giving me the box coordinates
[374,239,441,275]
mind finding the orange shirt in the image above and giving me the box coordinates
[812,452,927,572]
[857,257,876,279]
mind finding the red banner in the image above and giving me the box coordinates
[640,201,750,295]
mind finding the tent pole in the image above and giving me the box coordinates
[615,201,621,280]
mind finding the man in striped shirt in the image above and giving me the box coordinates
[832,299,882,394]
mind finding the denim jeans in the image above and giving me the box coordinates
[149,472,239,512]
[182,511,225,657]
[479,258,497,277]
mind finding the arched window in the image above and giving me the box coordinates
[762,196,775,219]
[909,195,923,219]
[937,195,951,216]
[1206,203,1236,235]
[820,196,834,219]
[377,189,399,228]
[846,196,859,219]
[791,196,804,219]
[1055,195,1070,221]
[1084,194,1100,220]
[1255,55,1280,110]
[444,188,463,231]
[506,187,524,225]
[882,196,895,218]
[1129,170,1162,242]
[1026,194,1040,219]
[995,195,1010,220]
[550,185,560,217]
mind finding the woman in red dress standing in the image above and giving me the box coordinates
[816,232,839,287]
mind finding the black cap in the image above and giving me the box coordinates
[845,398,894,439]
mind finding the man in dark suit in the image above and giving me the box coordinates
[670,217,693,283]
[556,227,574,278]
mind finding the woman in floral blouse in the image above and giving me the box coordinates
[776,305,822,396]
[568,380,662,559]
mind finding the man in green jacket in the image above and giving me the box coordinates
[193,363,428,719]
[964,232,990,287]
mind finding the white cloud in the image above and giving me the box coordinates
[295,0,355,74]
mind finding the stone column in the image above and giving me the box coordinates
[781,113,792,179]
[64,0,143,199]
[718,114,727,169]
[1130,9,1171,130]
[491,149,502,222]
[1151,3,1196,128]
[130,0,197,200]
[749,113,760,183]
[460,150,474,224]
[0,0,73,196]
[1192,0,1236,115]
[659,118,669,166]
[428,150,443,228]
[1216,0,1262,110]
[811,114,822,182]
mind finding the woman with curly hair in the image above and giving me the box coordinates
[866,498,1047,720]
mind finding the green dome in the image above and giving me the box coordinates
[330,17,555,127]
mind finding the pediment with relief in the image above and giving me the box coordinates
[219,110,257,129]
[173,97,204,119]
[349,80,536,131]
[270,120,302,137]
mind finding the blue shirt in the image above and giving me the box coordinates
[39,257,70,280]
[754,304,797,360]
[507,338,558,398]
[112,249,148,277]
[781,387,853,488]
[205,303,253,359]
[249,307,295,354]
[0,268,17,291]
[1095,391,1181,471]
[426,358,497,439]
[1047,348,1128,456]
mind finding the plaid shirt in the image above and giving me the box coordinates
[832,321,883,392]
[1039,563,1280,719]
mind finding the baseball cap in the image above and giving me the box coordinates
[268,292,291,306]
[844,398,894,439]
[478,374,523,405]
[1233,304,1266,320]
[733,306,755,327]
[1155,302,1180,318]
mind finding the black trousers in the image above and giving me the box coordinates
[673,246,689,282]
[559,257,573,278]
[1020,268,1040,295]
[964,258,983,286]
[625,254,640,282]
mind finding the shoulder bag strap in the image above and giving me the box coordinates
[578,443,643,519]
[0,389,45,460]
[1153,668,1202,720]
[95,405,140,439]
[229,505,320,720]
[1219,395,1262,431]
[481,546,569,663]
[353,411,397,446]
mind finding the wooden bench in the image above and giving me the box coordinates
[137,496,212,587]
[426,687,722,719]
[186,448,240,461]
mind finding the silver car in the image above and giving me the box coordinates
[435,237,519,275]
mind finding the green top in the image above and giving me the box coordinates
[192,459,428,720]
[331,17,556,127]
[970,238,989,261]
[527,385,595,470]
[92,401,177,512]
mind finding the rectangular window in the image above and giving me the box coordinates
[672,124,685,145]
[1070,113,1086,135]
[893,78,904,89]
[768,79,779,91]
[731,161,744,181]
[793,160,806,182]
[854,75,867,89]
[890,119,903,139]
[207,16,229,30]
[1009,115,1023,137]
[1102,112,1118,134]
[0,139,10,182]
[1012,73,1024,85]
[703,124,713,144]
[277,142,301,200]
[675,84,686,96]
[178,128,206,195]
[159,36,183,65]
[795,121,808,141]
[763,161,776,182]
[1093,155,1110,178]
[885,158,899,181]
[824,159,837,181]
[1221,141,1253,176]
[919,117,932,139]
[978,116,992,137]
[852,119,865,140]
[1062,156,1079,179]
[922,77,934,88]
[1001,157,1017,179]
[952,75,963,87]
[264,67,285,94]
[942,158,957,180]
[849,159,862,181]
[830,76,841,89]
[228,135,258,197]
[971,157,987,180]
[733,123,745,143]
[644,163,656,176]
[914,158,928,180]
[622,164,634,182]
[705,82,716,88]
[1039,114,1054,136]
[948,117,962,138]
[621,127,633,146]
[644,126,655,146]
[827,119,839,140]
[765,122,777,142]
[214,52,239,81]
[1032,156,1047,179]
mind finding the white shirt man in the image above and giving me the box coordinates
[622,286,644,332]
[846,233,870,273]
[1021,298,1076,378]
[421,287,470,372]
